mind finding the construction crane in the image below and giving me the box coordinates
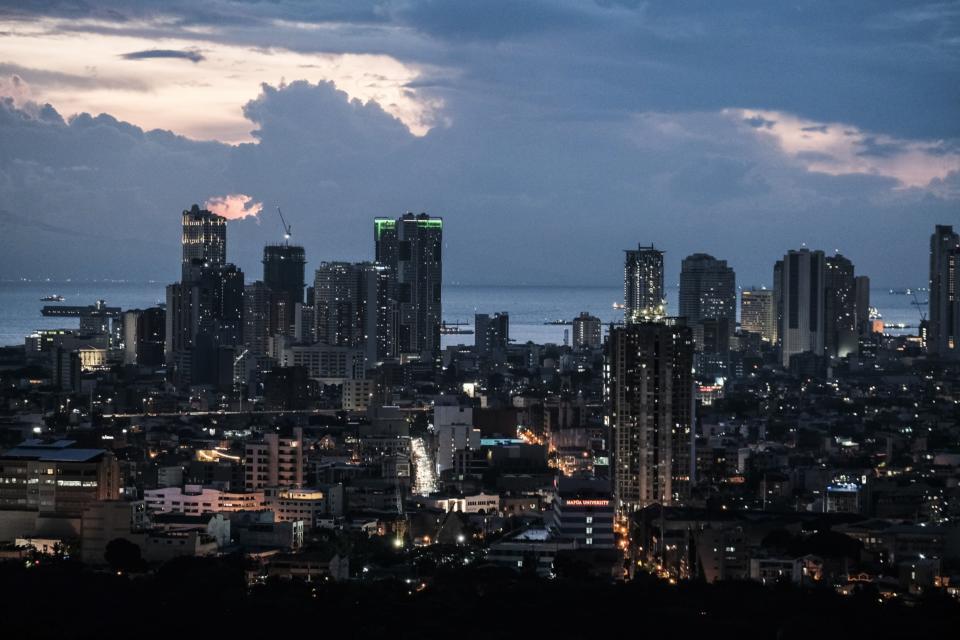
[911,290,927,323]
[276,207,292,241]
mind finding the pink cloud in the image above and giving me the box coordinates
[204,193,262,220]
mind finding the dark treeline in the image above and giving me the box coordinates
[1,556,958,639]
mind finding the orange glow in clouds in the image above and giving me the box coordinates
[204,194,262,221]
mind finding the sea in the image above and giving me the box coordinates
[0,280,923,348]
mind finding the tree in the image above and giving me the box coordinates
[104,537,144,573]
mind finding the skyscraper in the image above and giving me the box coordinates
[572,312,602,351]
[181,204,226,277]
[624,244,665,324]
[740,288,775,343]
[928,225,960,357]
[314,261,395,366]
[263,244,306,337]
[824,253,857,358]
[777,248,826,367]
[374,213,443,359]
[679,254,736,330]
[166,205,244,386]
[854,275,871,339]
[475,312,509,357]
[606,322,694,518]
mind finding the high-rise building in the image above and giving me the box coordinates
[181,204,226,277]
[122,306,166,367]
[928,225,960,356]
[166,206,244,387]
[854,275,871,339]
[314,261,395,365]
[374,213,443,359]
[263,244,306,337]
[243,281,273,356]
[740,288,775,343]
[624,244,665,323]
[606,322,695,518]
[777,248,826,367]
[475,312,509,357]
[824,253,858,358]
[572,312,602,351]
[679,253,736,336]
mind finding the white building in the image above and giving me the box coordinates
[143,485,265,514]
[434,404,479,474]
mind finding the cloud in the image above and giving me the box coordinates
[204,194,262,220]
[121,48,205,63]
[732,109,960,189]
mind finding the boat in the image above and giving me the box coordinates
[40,295,65,302]
[612,302,625,310]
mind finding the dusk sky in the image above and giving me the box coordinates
[0,1,957,287]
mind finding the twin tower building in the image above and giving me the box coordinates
[165,205,442,388]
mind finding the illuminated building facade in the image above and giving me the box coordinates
[740,288,775,343]
[550,477,615,549]
[624,244,665,323]
[606,322,695,518]
[572,311,601,351]
[375,213,443,359]
[314,261,395,365]
[181,204,226,277]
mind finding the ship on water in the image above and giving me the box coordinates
[40,295,65,302]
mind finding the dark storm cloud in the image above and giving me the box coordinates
[0,82,955,287]
[121,48,205,63]
[0,1,958,286]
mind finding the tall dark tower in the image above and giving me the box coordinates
[606,321,695,519]
[929,224,960,357]
[263,244,306,337]
[374,213,442,359]
[166,204,243,387]
[824,253,857,358]
[624,244,665,324]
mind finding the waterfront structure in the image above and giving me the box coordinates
[606,322,695,518]
[374,213,443,360]
[777,248,826,367]
[740,288,775,343]
[624,244,665,323]
[928,224,960,356]
[824,253,858,358]
[572,312,602,351]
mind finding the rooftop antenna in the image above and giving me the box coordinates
[276,207,292,242]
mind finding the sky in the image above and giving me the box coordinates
[0,0,957,288]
